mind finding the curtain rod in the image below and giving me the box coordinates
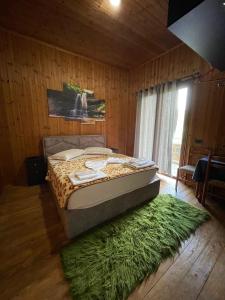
[136,71,225,94]
[136,72,200,93]
[197,77,225,85]
[196,67,225,85]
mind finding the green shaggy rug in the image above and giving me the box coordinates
[61,194,209,300]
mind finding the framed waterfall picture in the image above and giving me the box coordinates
[47,83,106,121]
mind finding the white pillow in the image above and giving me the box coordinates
[84,147,113,155]
[50,149,84,161]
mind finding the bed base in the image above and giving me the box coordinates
[43,135,160,239]
[52,177,160,239]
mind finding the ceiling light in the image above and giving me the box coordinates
[109,0,121,7]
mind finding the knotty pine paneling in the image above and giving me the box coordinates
[127,44,225,157]
[0,29,129,184]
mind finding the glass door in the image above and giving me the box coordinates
[171,87,188,177]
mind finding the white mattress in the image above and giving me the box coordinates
[66,168,157,210]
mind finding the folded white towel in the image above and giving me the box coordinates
[125,159,155,169]
[68,170,107,185]
[85,160,107,170]
[131,158,150,166]
[74,170,97,180]
[107,157,127,164]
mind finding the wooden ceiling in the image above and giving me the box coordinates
[0,0,181,68]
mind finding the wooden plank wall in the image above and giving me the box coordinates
[0,29,129,185]
[1,28,225,186]
[127,44,225,157]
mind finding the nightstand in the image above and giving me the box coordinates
[110,147,119,154]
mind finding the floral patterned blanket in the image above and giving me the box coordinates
[47,154,156,209]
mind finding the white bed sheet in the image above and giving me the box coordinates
[67,168,157,210]
[48,156,157,210]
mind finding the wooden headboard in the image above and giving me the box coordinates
[43,135,106,158]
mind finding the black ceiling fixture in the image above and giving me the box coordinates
[168,0,225,71]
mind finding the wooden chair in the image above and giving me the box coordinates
[175,146,210,193]
[175,163,195,192]
[201,154,225,205]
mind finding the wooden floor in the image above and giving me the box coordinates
[0,176,225,300]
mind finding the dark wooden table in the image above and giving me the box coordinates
[193,157,225,201]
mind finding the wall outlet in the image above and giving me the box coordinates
[194,139,203,144]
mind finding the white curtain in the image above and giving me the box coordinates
[134,88,157,160]
[134,81,178,176]
[153,82,178,176]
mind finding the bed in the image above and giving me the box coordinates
[43,135,160,239]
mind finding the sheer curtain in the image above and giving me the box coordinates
[134,81,178,176]
[153,81,178,176]
[134,88,157,160]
